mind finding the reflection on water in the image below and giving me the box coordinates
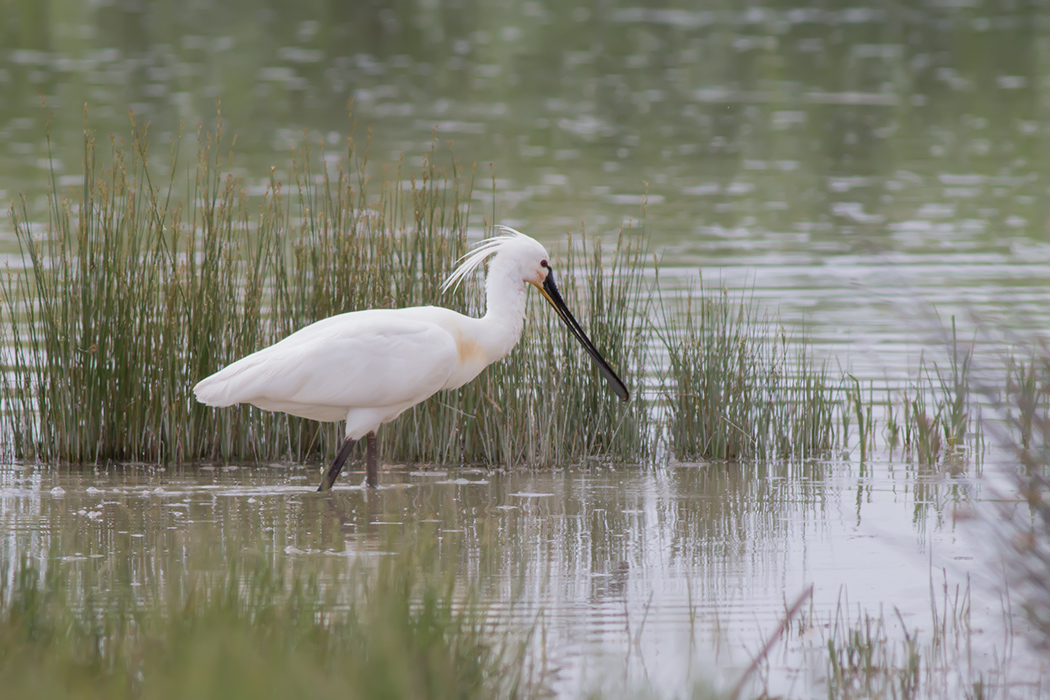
[0,460,1025,697]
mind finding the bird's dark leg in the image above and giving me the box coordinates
[317,437,357,492]
[365,430,378,488]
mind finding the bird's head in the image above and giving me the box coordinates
[442,226,630,403]
[503,231,554,289]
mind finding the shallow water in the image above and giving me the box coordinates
[0,458,1037,697]
[3,1,1050,696]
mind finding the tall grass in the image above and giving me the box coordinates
[0,115,648,466]
[2,114,638,468]
[0,553,533,700]
[3,115,467,464]
[662,284,837,461]
[1004,351,1050,455]
[0,113,1000,468]
[802,580,998,700]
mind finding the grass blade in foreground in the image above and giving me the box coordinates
[0,552,534,700]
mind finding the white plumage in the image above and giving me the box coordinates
[193,227,628,490]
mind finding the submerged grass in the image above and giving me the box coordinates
[0,553,531,700]
[883,319,980,465]
[810,585,986,700]
[0,112,1008,468]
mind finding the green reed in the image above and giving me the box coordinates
[1004,351,1050,455]
[0,553,531,700]
[662,283,838,461]
[1,118,464,464]
[845,376,877,463]
[750,575,1014,700]
[0,114,647,467]
[884,320,976,464]
[976,340,1050,655]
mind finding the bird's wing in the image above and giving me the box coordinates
[194,311,459,412]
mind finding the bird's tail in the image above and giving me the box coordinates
[193,372,237,407]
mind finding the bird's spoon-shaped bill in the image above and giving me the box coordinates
[536,268,630,403]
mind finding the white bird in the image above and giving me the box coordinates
[193,227,629,491]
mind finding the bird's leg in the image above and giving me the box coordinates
[317,437,357,492]
[365,431,378,488]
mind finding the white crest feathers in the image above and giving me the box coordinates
[441,226,525,293]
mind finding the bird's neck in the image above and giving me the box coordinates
[478,259,528,361]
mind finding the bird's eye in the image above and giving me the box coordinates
[540,259,549,268]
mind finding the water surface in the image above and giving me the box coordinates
[0,458,1031,697]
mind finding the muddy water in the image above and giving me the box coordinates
[0,458,1023,697]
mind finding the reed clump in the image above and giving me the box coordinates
[804,581,993,700]
[2,116,470,464]
[0,115,650,466]
[883,320,978,465]
[662,284,837,461]
[978,343,1050,652]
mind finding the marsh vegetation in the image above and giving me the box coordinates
[0,550,534,700]
[3,116,1049,699]
[0,118,1011,471]
[6,0,1050,696]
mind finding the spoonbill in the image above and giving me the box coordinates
[193,227,629,490]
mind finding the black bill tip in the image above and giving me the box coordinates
[540,270,631,403]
